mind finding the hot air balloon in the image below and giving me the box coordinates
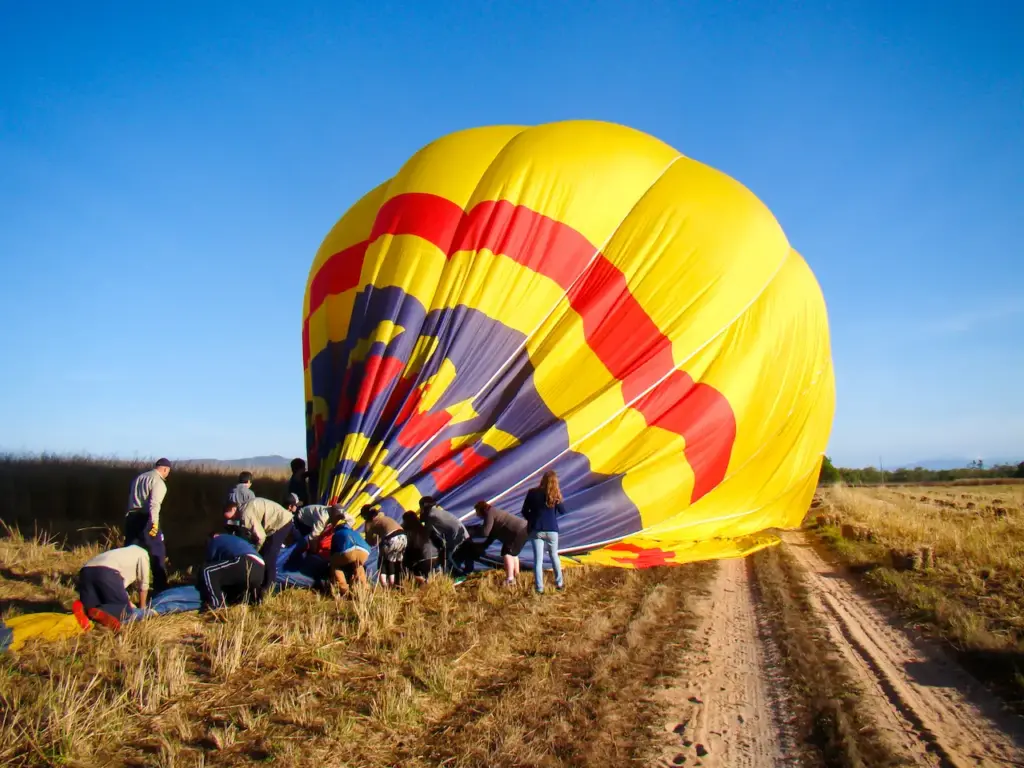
[301,120,834,568]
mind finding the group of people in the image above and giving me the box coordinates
[72,456,570,630]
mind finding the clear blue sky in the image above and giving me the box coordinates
[1,2,1021,468]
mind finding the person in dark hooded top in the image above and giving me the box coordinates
[402,511,440,582]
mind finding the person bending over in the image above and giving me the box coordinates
[74,544,157,629]
[198,520,266,611]
[418,496,474,576]
[284,493,332,547]
[229,497,295,595]
[473,501,528,585]
[402,511,440,582]
[359,504,407,587]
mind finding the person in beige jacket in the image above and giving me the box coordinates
[226,497,294,596]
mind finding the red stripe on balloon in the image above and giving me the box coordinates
[304,192,736,500]
[451,199,594,290]
[432,445,492,493]
[352,355,406,415]
[631,373,737,501]
[397,406,453,449]
[605,541,678,568]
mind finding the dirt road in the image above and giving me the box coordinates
[651,535,1024,767]
[653,557,798,767]
[784,530,1024,767]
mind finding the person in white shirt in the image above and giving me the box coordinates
[73,544,158,629]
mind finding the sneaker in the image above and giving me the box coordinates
[71,600,91,630]
[556,583,565,592]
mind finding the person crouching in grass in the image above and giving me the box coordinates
[73,544,158,630]
[328,508,371,597]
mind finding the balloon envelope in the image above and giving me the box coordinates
[302,120,835,567]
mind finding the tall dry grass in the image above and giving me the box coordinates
[0,455,288,571]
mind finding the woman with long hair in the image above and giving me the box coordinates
[520,470,568,593]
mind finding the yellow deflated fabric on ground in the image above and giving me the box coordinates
[301,120,834,568]
[1,612,87,652]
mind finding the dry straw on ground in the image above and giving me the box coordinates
[1,527,714,768]
[813,484,1024,709]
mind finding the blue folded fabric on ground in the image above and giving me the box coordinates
[275,543,330,588]
[150,585,203,614]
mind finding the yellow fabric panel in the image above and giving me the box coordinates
[462,120,680,249]
[439,248,564,335]
[598,156,790,372]
[4,612,86,652]
[385,125,527,204]
[630,252,834,542]
[418,359,458,412]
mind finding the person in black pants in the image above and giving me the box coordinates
[74,544,157,629]
[198,521,266,611]
[124,458,172,591]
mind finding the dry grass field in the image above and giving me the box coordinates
[0,526,719,768]
[5,458,1024,767]
[813,484,1024,707]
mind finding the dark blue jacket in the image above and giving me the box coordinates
[521,488,567,533]
[206,532,260,564]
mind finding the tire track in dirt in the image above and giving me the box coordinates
[783,530,1024,767]
[653,557,798,768]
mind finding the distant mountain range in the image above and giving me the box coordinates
[179,455,293,471]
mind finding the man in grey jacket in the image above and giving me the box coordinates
[419,496,474,577]
[228,471,256,507]
[124,458,171,591]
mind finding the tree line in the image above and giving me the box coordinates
[818,456,1024,486]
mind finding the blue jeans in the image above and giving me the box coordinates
[530,531,562,592]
